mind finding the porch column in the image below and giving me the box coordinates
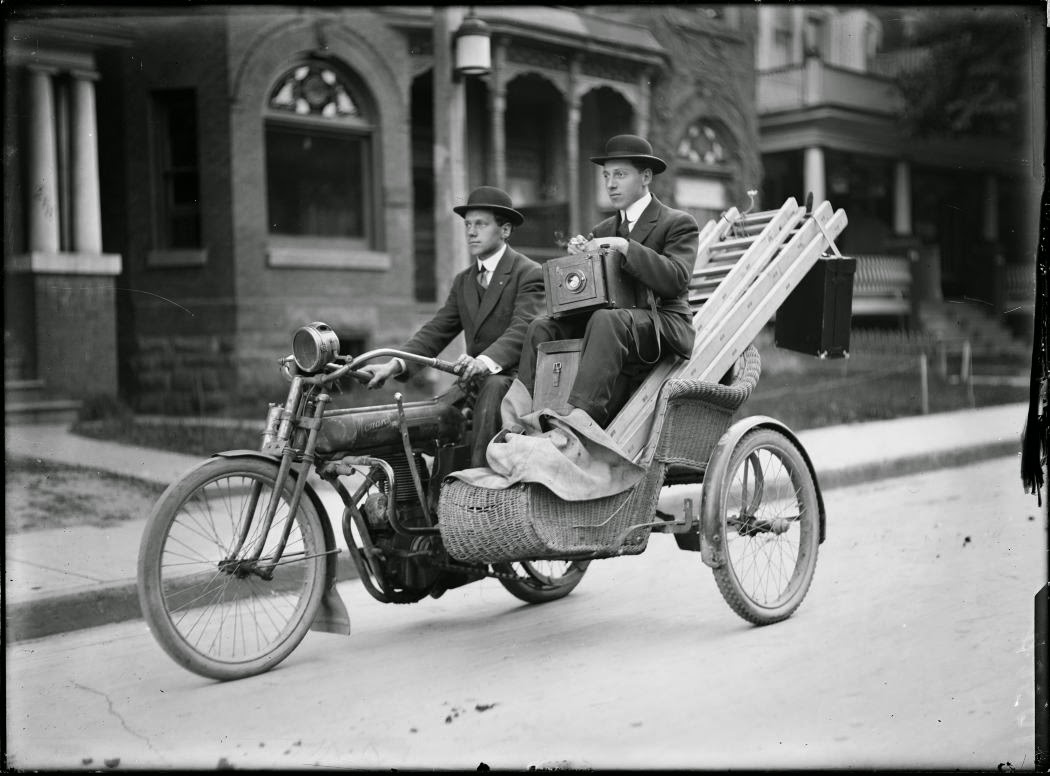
[71,70,103,254]
[434,8,469,301]
[893,160,912,236]
[567,56,581,233]
[635,69,651,139]
[803,146,826,205]
[982,174,999,242]
[27,65,60,253]
[756,9,774,70]
[791,6,806,64]
[488,37,507,191]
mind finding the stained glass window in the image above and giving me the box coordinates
[268,62,361,121]
[264,59,375,246]
[676,122,727,166]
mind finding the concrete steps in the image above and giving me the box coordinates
[5,378,82,426]
[916,300,1029,358]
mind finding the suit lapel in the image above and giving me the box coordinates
[627,196,662,246]
[473,247,514,329]
[592,216,617,239]
[459,265,481,323]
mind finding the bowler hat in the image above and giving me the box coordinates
[452,186,525,226]
[589,134,667,175]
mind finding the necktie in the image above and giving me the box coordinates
[477,266,490,289]
[617,213,631,238]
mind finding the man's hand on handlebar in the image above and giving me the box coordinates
[358,359,402,389]
[453,354,492,386]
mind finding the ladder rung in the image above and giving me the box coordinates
[711,235,759,250]
[736,210,778,225]
[689,279,722,292]
[708,248,747,261]
[693,264,732,278]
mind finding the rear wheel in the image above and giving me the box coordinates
[137,457,327,680]
[711,428,819,625]
[493,560,590,604]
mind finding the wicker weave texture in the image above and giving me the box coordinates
[654,345,761,467]
[438,478,655,563]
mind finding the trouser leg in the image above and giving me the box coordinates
[470,373,514,467]
[567,308,656,427]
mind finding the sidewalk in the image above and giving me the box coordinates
[4,402,1031,642]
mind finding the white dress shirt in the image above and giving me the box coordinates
[393,244,507,376]
[619,191,652,236]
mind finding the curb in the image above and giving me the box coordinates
[814,439,1021,491]
[6,555,361,643]
[5,441,1021,643]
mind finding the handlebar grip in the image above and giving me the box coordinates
[346,369,374,384]
[433,358,465,376]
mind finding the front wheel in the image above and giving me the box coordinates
[492,560,590,604]
[711,428,819,625]
[137,457,328,681]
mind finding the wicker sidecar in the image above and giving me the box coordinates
[438,344,824,625]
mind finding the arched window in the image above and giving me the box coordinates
[264,58,378,256]
[674,119,737,227]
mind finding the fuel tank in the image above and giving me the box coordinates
[314,398,466,455]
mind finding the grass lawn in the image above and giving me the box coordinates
[70,355,1030,459]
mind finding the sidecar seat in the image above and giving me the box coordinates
[437,344,761,564]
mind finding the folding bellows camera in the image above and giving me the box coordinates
[542,247,650,318]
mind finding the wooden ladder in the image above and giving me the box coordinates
[605,197,848,464]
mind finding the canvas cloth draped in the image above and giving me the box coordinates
[446,378,645,500]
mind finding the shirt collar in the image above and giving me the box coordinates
[476,243,507,273]
[621,192,652,228]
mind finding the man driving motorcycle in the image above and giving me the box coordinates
[359,186,544,467]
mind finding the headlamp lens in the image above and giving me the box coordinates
[292,322,340,373]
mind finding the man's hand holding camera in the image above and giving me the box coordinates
[567,232,629,256]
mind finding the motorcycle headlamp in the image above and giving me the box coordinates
[292,322,340,374]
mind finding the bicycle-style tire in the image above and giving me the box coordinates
[493,560,590,604]
[711,428,820,625]
[137,457,327,680]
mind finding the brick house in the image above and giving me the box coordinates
[4,5,760,415]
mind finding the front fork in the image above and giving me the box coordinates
[226,377,330,578]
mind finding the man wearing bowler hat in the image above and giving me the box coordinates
[517,134,700,427]
[360,186,544,467]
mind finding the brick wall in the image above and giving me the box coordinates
[225,11,418,394]
[33,274,119,399]
[105,15,239,412]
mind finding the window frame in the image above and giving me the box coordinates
[148,87,206,268]
[262,59,386,270]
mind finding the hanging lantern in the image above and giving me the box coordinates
[453,11,491,77]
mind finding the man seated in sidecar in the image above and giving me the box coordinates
[359,186,544,467]
[515,135,700,427]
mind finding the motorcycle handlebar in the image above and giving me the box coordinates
[294,348,466,386]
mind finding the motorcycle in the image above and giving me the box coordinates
[137,321,825,681]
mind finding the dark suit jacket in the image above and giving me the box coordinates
[398,245,544,378]
[591,195,700,359]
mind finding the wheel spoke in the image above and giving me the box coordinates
[713,430,819,625]
[139,460,327,679]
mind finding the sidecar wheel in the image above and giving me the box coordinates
[492,560,589,604]
[137,457,327,681]
[710,428,819,625]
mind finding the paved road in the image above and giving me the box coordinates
[6,456,1043,770]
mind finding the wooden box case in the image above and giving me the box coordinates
[532,338,583,413]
